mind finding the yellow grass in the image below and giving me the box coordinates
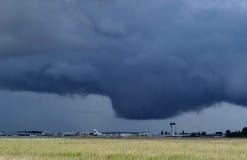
[0,137,247,160]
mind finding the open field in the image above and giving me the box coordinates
[1,137,247,160]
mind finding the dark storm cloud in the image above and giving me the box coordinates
[1,0,247,119]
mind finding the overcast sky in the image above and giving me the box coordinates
[1,0,247,132]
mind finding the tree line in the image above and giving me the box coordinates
[225,127,247,137]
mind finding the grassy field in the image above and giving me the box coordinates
[0,137,247,160]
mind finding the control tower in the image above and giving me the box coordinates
[170,122,176,136]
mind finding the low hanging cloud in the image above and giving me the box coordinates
[1,0,247,119]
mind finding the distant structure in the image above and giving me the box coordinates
[16,130,52,136]
[170,122,176,136]
[17,131,43,136]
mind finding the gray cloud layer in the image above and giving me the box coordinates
[1,0,247,119]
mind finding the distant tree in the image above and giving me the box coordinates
[161,130,164,135]
[225,130,231,137]
[201,131,207,136]
[225,130,242,137]
[224,128,247,138]
[242,127,247,136]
